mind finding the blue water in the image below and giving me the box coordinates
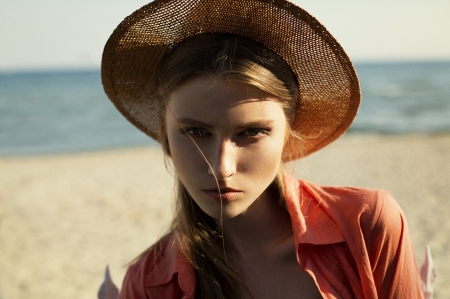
[352,61,450,133]
[0,71,156,156]
[1,61,449,156]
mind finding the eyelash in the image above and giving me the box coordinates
[180,127,270,139]
[181,127,209,137]
[241,128,270,138]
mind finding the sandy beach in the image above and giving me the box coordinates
[1,133,449,299]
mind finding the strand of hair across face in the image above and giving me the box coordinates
[166,105,234,271]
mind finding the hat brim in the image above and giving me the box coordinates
[102,0,360,160]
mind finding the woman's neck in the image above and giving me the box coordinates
[221,190,294,261]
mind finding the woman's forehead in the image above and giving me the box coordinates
[168,76,279,106]
[166,76,286,126]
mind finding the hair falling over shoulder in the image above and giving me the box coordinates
[171,172,285,299]
[152,33,300,299]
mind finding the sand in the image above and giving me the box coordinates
[0,133,449,299]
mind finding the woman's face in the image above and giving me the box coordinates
[165,76,287,219]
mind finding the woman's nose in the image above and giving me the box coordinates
[207,140,236,180]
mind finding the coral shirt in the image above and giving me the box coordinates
[119,176,423,299]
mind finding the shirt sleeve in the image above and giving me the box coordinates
[363,190,423,299]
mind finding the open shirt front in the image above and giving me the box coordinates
[119,175,423,299]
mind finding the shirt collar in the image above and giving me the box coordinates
[283,173,345,245]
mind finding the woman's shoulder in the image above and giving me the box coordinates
[125,233,176,278]
[288,178,422,297]
[300,180,402,218]
[119,233,195,299]
[298,180,406,239]
[119,234,175,298]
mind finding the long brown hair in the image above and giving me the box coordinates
[153,33,299,299]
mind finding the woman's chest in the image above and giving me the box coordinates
[239,256,323,299]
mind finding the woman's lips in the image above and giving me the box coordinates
[202,189,243,202]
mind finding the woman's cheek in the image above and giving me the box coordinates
[243,138,284,177]
[167,131,198,174]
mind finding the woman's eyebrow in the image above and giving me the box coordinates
[176,118,213,128]
[234,120,275,129]
[176,118,275,129]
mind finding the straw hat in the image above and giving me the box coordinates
[102,0,360,160]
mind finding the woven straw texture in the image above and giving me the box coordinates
[102,0,360,160]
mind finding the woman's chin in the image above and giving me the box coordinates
[202,204,249,220]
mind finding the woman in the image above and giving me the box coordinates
[101,0,423,298]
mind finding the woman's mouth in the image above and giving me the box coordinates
[202,188,243,202]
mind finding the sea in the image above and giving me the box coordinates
[1,61,449,156]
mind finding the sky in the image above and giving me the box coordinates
[1,0,450,71]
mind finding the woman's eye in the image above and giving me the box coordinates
[183,127,208,137]
[242,128,269,137]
